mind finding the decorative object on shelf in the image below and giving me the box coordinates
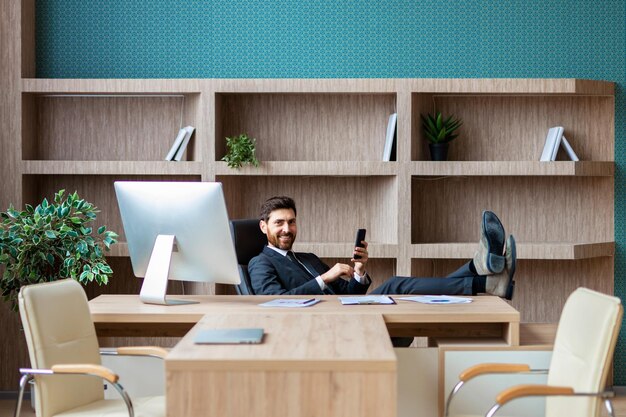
[539,126,579,162]
[222,133,260,169]
[421,112,463,161]
[0,190,118,312]
[165,125,195,161]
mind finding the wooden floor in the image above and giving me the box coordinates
[2,396,626,416]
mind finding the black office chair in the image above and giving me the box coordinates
[229,219,267,295]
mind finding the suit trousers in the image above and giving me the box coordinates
[369,261,477,295]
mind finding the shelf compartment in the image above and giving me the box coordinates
[215,93,396,162]
[411,94,613,162]
[22,160,204,175]
[408,161,614,177]
[411,176,613,245]
[218,175,398,245]
[22,175,201,243]
[214,161,398,176]
[410,242,614,260]
[411,257,613,323]
[22,93,201,161]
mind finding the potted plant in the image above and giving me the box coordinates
[0,190,118,312]
[222,133,260,169]
[420,112,463,161]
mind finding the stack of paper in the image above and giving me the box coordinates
[259,298,320,308]
[397,295,472,304]
[338,295,395,305]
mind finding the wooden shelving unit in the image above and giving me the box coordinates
[14,77,615,327]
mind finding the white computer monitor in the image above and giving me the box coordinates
[114,181,240,305]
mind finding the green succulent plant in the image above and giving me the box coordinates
[421,112,463,144]
[222,133,260,169]
[0,190,118,312]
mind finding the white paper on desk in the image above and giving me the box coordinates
[259,298,321,308]
[397,295,472,304]
[339,295,395,305]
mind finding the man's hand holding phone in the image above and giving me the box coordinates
[352,229,368,276]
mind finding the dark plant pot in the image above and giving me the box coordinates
[428,143,449,161]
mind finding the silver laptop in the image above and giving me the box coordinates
[193,328,264,344]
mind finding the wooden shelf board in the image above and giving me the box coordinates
[409,161,614,177]
[215,161,398,176]
[22,160,204,176]
[408,78,614,95]
[410,242,614,260]
[22,78,614,96]
[22,78,203,93]
[108,242,398,258]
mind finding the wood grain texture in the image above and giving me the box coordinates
[216,93,396,161]
[89,294,520,327]
[27,94,199,161]
[167,370,396,417]
[411,176,613,243]
[422,95,613,161]
[408,161,614,176]
[0,0,30,392]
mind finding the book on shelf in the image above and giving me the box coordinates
[539,126,564,161]
[560,136,579,161]
[539,126,579,162]
[382,113,397,161]
[164,127,188,161]
[173,126,195,161]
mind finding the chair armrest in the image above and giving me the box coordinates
[50,364,119,384]
[496,384,574,405]
[112,346,169,359]
[459,363,532,382]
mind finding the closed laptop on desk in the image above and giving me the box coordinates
[194,328,264,344]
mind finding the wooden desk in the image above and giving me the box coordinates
[89,294,520,345]
[88,295,519,417]
[167,313,397,417]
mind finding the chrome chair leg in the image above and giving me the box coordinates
[14,373,33,417]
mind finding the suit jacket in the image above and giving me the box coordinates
[249,246,370,296]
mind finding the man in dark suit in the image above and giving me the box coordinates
[249,196,516,299]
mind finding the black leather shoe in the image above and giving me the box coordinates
[486,235,516,298]
[473,211,505,275]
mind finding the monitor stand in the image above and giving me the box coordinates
[139,234,199,305]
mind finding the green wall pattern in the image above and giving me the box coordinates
[35,0,626,381]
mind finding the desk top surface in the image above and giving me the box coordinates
[89,294,519,324]
[166,312,397,372]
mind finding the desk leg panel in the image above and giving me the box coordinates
[167,370,396,417]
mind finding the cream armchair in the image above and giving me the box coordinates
[445,287,623,417]
[14,279,165,417]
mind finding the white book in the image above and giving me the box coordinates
[539,126,564,162]
[164,128,188,161]
[173,126,195,161]
[560,136,579,161]
[382,113,397,162]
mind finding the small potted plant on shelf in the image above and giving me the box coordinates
[0,190,118,312]
[222,133,260,169]
[420,112,463,161]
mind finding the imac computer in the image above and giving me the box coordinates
[114,181,241,305]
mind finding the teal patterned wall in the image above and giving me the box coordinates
[36,0,626,381]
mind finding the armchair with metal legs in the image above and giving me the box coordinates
[14,279,166,417]
[445,287,623,417]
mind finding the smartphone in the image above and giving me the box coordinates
[353,229,367,259]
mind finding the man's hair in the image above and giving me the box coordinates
[260,196,297,222]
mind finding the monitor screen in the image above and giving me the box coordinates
[114,181,240,304]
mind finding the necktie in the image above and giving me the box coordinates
[287,251,335,295]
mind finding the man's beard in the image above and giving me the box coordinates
[269,232,295,250]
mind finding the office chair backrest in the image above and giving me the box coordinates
[19,279,103,417]
[230,219,267,295]
[545,287,623,417]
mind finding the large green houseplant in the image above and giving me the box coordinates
[0,190,118,312]
[421,112,463,161]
